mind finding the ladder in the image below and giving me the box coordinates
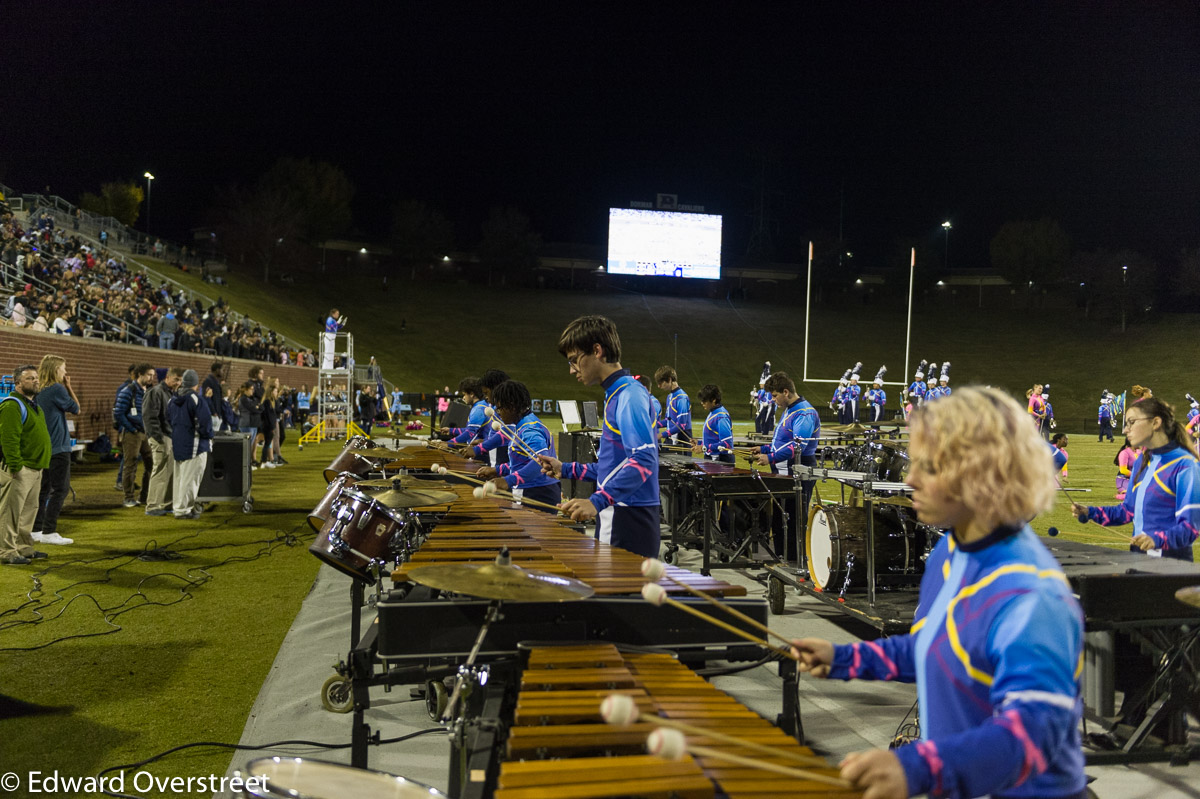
[298,330,362,445]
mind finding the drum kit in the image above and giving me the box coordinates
[309,438,462,582]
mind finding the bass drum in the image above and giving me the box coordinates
[238,757,447,799]
[309,488,411,581]
[806,504,922,593]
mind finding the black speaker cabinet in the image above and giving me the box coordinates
[198,433,253,502]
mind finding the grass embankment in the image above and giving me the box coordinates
[144,259,1196,423]
[0,446,329,797]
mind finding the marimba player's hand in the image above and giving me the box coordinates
[537,454,562,478]
[489,477,509,492]
[755,453,770,467]
[791,638,834,678]
[690,444,703,457]
[1070,502,1087,519]
[1131,533,1157,552]
[476,466,498,480]
[839,749,907,799]
[558,498,597,522]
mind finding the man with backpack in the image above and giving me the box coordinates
[0,365,51,564]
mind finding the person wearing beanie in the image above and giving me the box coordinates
[167,369,212,519]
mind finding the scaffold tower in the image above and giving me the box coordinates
[298,329,365,446]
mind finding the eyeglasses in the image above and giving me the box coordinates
[1123,416,1150,429]
[566,352,590,369]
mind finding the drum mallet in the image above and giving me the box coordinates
[640,583,798,661]
[600,693,829,769]
[646,727,851,789]
[642,559,792,647]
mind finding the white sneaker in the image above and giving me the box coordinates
[31,531,44,542]
[263,461,277,468]
[40,533,73,545]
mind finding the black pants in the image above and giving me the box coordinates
[756,406,775,435]
[260,426,274,464]
[520,482,562,514]
[605,505,661,559]
[1099,419,1114,442]
[34,452,71,534]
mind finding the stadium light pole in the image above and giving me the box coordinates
[904,248,915,388]
[803,241,813,381]
[941,220,951,270]
[1121,264,1128,332]
[143,172,155,234]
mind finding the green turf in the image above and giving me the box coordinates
[138,259,1190,423]
[0,446,327,798]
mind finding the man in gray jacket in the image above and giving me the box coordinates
[143,367,182,516]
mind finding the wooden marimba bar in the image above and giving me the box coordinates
[391,483,746,598]
[490,644,858,799]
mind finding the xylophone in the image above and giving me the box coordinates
[455,643,858,799]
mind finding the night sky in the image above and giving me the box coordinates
[4,2,1198,269]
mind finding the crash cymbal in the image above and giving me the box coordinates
[1175,586,1200,609]
[405,563,595,602]
[356,477,457,491]
[365,487,461,508]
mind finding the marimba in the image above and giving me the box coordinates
[456,643,859,799]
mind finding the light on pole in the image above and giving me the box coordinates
[941,220,952,270]
[1121,264,1128,332]
[143,172,155,234]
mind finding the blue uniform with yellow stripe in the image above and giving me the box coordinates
[663,386,693,443]
[758,397,819,474]
[699,404,733,462]
[1084,442,1200,560]
[448,399,490,444]
[828,526,1086,799]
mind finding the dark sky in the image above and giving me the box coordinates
[3,1,1198,268]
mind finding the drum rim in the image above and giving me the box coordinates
[806,504,838,591]
[240,756,446,799]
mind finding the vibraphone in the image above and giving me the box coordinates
[659,454,801,574]
[320,444,782,769]
[453,643,857,799]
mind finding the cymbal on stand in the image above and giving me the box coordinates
[405,563,595,602]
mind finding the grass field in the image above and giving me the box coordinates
[141,257,1198,423]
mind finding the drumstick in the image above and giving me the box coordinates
[648,727,851,789]
[641,559,792,647]
[641,583,799,662]
[601,694,829,769]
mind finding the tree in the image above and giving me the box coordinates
[478,206,542,285]
[79,182,144,226]
[260,157,354,246]
[211,183,302,283]
[389,200,454,268]
[989,218,1071,297]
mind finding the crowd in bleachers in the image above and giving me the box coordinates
[0,205,311,364]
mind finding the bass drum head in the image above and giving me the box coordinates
[240,757,446,799]
[806,505,838,591]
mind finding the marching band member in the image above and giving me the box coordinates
[1073,396,1200,561]
[691,384,733,463]
[442,377,489,444]
[635,375,662,442]
[845,367,863,423]
[655,365,693,445]
[539,316,660,558]
[1098,392,1116,442]
[936,362,951,397]
[1027,383,1046,429]
[474,380,561,513]
[1185,394,1199,444]
[831,366,851,419]
[904,360,928,418]
[866,365,887,423]
[794,386,1087,799]
[755,371,820,558]
[1041,384,1055,440]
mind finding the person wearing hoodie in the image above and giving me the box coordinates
[156,311,179,350]
[167,370,212,519]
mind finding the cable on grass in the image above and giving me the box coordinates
[0,520,312,652]
[96,727,448,799]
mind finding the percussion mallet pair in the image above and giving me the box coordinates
[599,696,850,789]
[430,465,567,515]
[640,580,798,662]
[481,406,543,462]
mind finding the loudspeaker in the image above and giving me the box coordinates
[198,433,252,501]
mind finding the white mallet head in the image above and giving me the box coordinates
[435,465,448,475]
[641,582,668,607]
[484,480,498,495]
[491,420,502,431]
[647,728,687,760]
[472,486,486,499]
[484,406,495,418]
[600,693,639,725]
[640,559,666,580]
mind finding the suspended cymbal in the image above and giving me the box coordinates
[365,487,461,508]
[405,563,595,602]
[1175,586,1200,609]
[356,477,457,491]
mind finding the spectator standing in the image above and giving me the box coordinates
[0,365,50,564]
[259,382,278,468]
[296,385,310,427]
[156,312,178,350]
[143,366,183,517]
[168,370,212,519]
[32,356,80,546]
[114,363,155,507]
[202,362,224,432]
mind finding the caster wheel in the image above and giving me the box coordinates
[768,575,786,615]
[425,679,448,721]
[662,548,675,565]
[321,674,353,713]
[243,497,254,514]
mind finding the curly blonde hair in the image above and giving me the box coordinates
[909,386,1055,530]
